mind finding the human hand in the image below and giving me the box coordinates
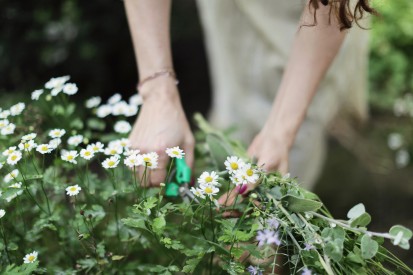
[247,124,290,175]
[128,78,194,186]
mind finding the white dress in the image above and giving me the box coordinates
[196,0,370,189]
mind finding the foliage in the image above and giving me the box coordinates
[370,0,413,109]
[0,78,411,274]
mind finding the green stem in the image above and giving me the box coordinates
[0,221,11,264]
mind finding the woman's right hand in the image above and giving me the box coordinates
[128,77,194,186]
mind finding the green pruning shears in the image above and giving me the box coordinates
[165,158,195,201]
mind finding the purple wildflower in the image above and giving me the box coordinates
[246,265,263,275]
[267,217,280,229]
[256,229,281,246]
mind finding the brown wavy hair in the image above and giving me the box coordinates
[309,0,377,30]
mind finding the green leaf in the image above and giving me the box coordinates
[87,118,106,130]
[322,227,345,261]
[206,133,233,170]
[121,218,147,230]
[347,203,366,219]
[389,225,412,249]
[360,234,379,259]
[111,255,124,261]
[281,195,323,213]
[182,257,203,273]
[144,197,158,210]
[350,213,371,228]
[70,118,84,129]
[152,215,166,235]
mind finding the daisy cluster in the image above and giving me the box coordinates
[190,171,220,200]
[31,75,78,101]
[92,93,142,119]
[224,156,260,186]
[0,102,25,136]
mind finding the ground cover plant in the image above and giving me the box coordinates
[0,77,412,274]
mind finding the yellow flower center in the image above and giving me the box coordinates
[108,161,115,166]
[205,176,213,183]
[11,155,17,161]
[70,187,77,192]
[28,255,35,262]
[246,169,254,177]
[110,149,116,154]
[144,157,150,162]
[24,143,30,148]
[204,187,213,194]
[146,162,152,167]
[230,162,238,170]
[41,146,48,151]
[67,155,74,160]
[172,151,179,155]
[85,151,91,156]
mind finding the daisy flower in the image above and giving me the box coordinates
[21,133,37,141]
[166,146,185,159]
[61,150,79,164]
[85,96,102,108]
[107,93,122,105]
[102,155,120,169]
[48,138,62,149]
[114,120,132,134]
[123,104,138,117]
[67,135,83,146]
[66,184,81,196]
[80,148,94,160]
[18,140,37,152]
[10,103,25,116]
[0,119,9,129]
[190,187,206,199]
[6,190,23,203]
[1,123,15,135]
[7,151,22,165]
[96,104,112,118]
[104,145,123,156]
[199,184,219,198]
[234,163,259,185]
[111,101,129,116]
[31,89,44,101]
[0,110,10,119]
[142,152,158,169]
[111,138,130,149]
[123,148,140,156]
[23,251,38,263]
[198,171,219,186]
[3,146,17,156]
[36,144,53,154]
[49,128,66,138]
[62,83,78,95]
[9,182,22,189]
[45,75,70,89]
[88,142,104,153]
[0,209,5,219]
[4,169,19,183]
[129,94,143,106]
[224,156,245,174]
[124,154,143,168]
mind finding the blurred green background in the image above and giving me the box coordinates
[1,0,412,266]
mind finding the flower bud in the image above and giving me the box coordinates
[80,210,85,216]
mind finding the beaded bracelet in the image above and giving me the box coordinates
[137,69,179,91]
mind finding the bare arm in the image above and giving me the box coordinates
[124,0,194,185]
[248,4,347,173]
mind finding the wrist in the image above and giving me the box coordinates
[139,76,180,103]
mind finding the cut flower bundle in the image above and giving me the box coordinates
[0,77,411,274]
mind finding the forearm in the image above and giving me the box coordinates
[269,4,346,148]
[124,0,173,80]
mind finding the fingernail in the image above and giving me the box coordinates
[238,184,248,195]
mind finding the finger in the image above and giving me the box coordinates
[278,159,289,176]
[218,190,239,207]
[247,137,259,158]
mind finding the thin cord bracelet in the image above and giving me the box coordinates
[137,69,179,91]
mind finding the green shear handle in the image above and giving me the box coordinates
[165,158,191,197]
